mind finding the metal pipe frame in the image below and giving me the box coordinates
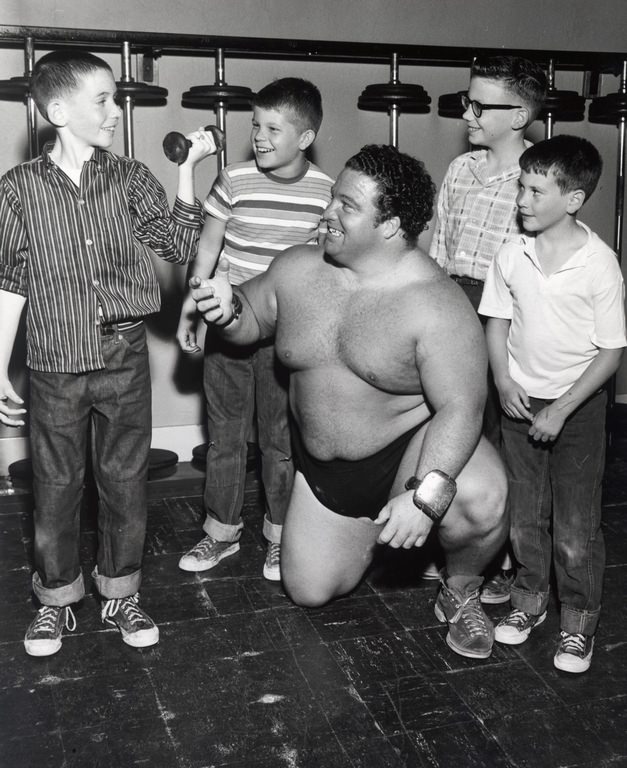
[0,24,625,73]
[24,36,37,158]
[389,53,399,148]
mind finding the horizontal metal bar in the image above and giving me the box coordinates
[0,24,625,73]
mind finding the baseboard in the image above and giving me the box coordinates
[0,424,207,476]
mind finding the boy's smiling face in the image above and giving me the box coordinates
[463,76,526,149]
[250,106,314,178]
[516,168,582,234]
[50,68,121,150]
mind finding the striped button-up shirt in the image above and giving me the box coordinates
[205,159,333,286]
[429,148,526,281]
[0,145,202,373]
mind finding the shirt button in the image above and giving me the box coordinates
[86,239,93,246]
[460,250,466,257]
[78,199,85,206]
[93,279,100,286]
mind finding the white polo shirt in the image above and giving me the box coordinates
[479,221,627,399]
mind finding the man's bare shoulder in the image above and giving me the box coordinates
[399,258,482,338]
[267,243,326,284]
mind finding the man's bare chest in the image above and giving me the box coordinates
[275,287,421,392]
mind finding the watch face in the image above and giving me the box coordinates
[414,471,457,518]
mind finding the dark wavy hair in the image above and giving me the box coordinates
[344,144,436,247]
[31,49,113,120]
[520,134,602,201]
[254,77,323,133]
[471,55,547,121]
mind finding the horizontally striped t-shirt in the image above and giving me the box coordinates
[0,144,202,373]
[205,160,333,285]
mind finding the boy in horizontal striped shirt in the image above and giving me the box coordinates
[0,50,216,656]
[177,78,333,581]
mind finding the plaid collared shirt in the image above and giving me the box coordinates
[0,144,202,373]
[429,148,524,281]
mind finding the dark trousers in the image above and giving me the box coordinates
[501,390,606,635]
[202,332,293,544]
[29,324,151,606]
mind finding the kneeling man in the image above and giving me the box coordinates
[191,144,508,659]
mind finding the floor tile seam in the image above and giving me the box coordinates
[482,708,617,768]
[143,664,190,763]
[285,642,377,757]
[403,721,516,767]
[325,634,446,682]
[441,657,529,677]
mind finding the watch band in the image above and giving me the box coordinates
[220,292,243,328]
[404,470,457,524]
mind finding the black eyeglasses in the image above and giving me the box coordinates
[460,92,522,118]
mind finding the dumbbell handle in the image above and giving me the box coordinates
[162,125,225,164]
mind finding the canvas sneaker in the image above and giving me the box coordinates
[101,593,159,648]
[495,608,547,645]
[434,578,494,658]
[24,605,76,657]
[263,542,281,581]
[480,570,515,605]
[178,535,240,572]
[554,631,594,673]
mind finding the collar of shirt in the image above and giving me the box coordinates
[467,140,533,187]
[521,220,592,273]
[42,141,109,176]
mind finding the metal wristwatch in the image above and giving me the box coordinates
[221,293,243,328]
[404,470,457,524]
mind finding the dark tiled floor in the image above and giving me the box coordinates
[1,443,626,768]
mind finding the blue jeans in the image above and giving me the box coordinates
[202,332,293,543]
[501,390,606,635]
[29,323,151,606]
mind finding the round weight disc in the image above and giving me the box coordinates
[182,84,254,109]
[116,80,168,106]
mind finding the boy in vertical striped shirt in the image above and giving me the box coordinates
[0,50,216,656]
[177,78,333,580]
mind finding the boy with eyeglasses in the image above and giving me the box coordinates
[428,55,547,602]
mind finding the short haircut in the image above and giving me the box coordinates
[253,77,323,133]
[31,49,113,119]
[345,144,436,248]
[471,55,547,121]
[520,134,603,201]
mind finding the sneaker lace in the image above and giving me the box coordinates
[559,631,586,655]
[102,593,144,626]
[33,605,76,633]
[503,609,532,629]
[189,535,217,558]
[458,595,490,637]
[266,543,280,567]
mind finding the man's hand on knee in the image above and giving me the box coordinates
[375,493,434,549]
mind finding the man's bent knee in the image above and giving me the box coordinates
[282,575,335,608]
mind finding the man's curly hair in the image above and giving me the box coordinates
[344,144,436,248]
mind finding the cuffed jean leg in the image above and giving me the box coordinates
[202,332,254,542]
[29,369,90,605]
[501,409,552,616]
[254,341,293,539]
[89,325,151,599]
[551,391,606,635]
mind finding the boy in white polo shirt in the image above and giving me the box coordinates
[479,134,626,673]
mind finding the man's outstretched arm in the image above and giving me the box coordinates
[191,257,279,345]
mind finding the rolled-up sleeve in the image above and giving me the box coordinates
[128,162,203,265]
[0,177,28,296]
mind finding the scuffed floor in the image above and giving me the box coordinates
[1,437,626,767]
